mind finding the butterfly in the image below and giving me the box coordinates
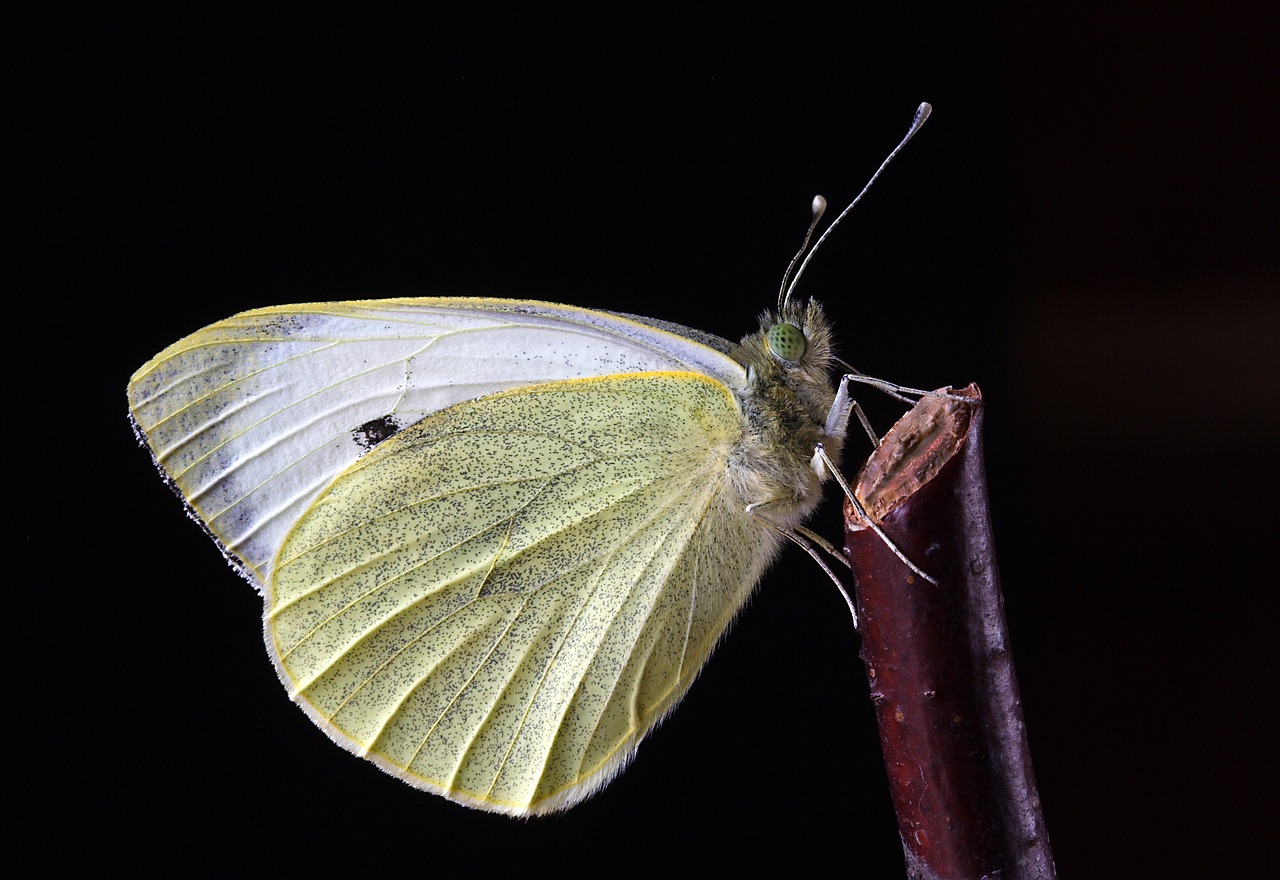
[127,104,933,816]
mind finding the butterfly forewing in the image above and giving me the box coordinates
[127,299,747,591]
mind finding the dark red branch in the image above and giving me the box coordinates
[844,385,1056,880]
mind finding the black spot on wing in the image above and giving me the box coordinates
[352,414,407,451]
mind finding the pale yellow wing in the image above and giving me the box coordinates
[267,372,781,814]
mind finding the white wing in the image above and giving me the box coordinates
[127,298,748,592]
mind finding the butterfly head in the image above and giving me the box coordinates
[744,297,838,390]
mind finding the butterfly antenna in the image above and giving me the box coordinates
[778,195,828,312]
[783,102,932,305]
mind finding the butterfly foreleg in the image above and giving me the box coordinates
[826,375,879,448]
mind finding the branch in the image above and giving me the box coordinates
[844,385,1056,880]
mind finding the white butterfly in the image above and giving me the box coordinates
[128,105,933,816]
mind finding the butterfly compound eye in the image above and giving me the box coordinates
[766,322,807,363]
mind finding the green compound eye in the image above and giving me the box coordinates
[766,322,807,362]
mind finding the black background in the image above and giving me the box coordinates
[25,5,1275,877]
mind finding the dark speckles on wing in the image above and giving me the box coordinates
[268,372,780,814]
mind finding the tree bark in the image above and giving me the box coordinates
[844,385,1056,880]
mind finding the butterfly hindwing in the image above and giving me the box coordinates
[267,372,781,814]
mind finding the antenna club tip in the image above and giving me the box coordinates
[914,102,933,124]
[811,195,828,217]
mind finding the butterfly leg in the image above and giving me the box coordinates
[745,501,859,630]
[814,443,939,586]
[837,369,972,404]
[832,377,880,447]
